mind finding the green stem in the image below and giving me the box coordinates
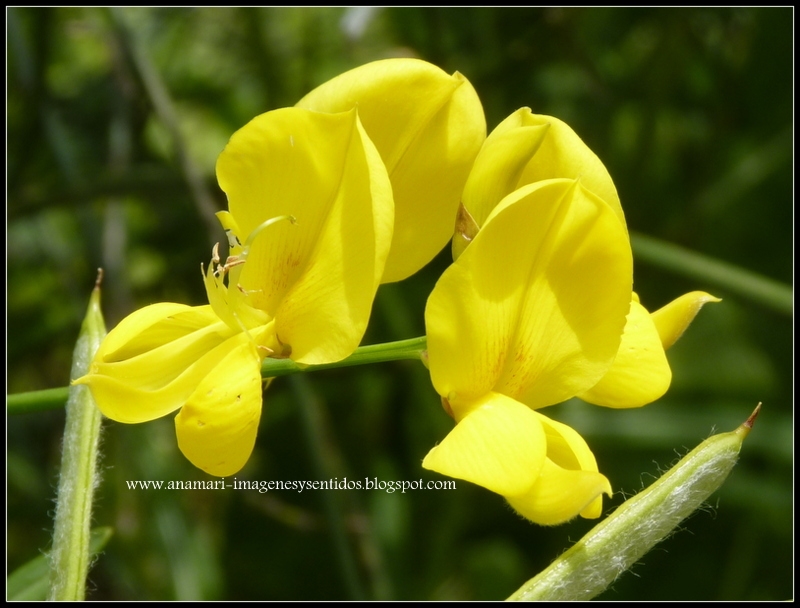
[48,278,108,601]
[6,386,70,413]
[6,337,428,415]
[630,232,793,316]
[261,336,427,377]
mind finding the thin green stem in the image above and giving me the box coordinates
[261,336,427,377]
[6,337,428,415]
[7,387,70,414]
[48,279,107,601]
[631,231,792,316]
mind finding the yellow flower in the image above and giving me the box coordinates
[423,178,632,525]
[455,106,719,409]
[453,107,624,260]
[75,107,393,476]
[297,58,486,282]
[424,110,718,524]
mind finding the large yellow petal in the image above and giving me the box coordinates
[175,338,264,477]
[216,107,393,365]
[74,304,238,423]
[273,113,393,365]
[461,108,550,228]
[651,291,721,350]
[297,58,486,282]
[422,392,546,497]
[578,299,672,408]
[93,303,220,363]
[516,110,626,231]
[426,179,632,412]
[217,108,366,312]
[78,320,274,427]
[506,459,612,525]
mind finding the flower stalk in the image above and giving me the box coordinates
[7,337,428,415]
[48,274,107,600]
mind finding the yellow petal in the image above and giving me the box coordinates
[651,291,721,350]
[274,114,393,364]
[516,110,626,231]
[506,459,612,525]
[534,411,600,472]
[297,58,486,282]
[533,412,608,520]
[422,392,546,497]
[74,304,238,423]
[426,179,632,412]
[175,338,264,477]
[93,303,220,363]
[578,299,672,408]
[461,108,550,228]
[216,107,394,365]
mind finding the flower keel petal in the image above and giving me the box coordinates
[422,392,547,497]
[506,459,612,526]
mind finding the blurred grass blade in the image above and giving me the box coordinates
[509,405,761,601]
[8,527,113,601]
[630,232,792,316]
[7,387,70,414]
[48,275,107,601]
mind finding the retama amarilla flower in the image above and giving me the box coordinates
[298,58,486,283]
[73,59,487,478]
[422,111,718,524]
[424,178,632,525]
[454,106,719,409]
[75,107,394,477]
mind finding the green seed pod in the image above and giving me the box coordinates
[508,405,761,601]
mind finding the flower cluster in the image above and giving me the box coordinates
[75,58,716,525]
[422,107,719,524]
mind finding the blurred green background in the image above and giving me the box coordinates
[7,7,792,600]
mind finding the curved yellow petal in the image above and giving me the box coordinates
[651,291,721,350]
[516,110,626,231]
[533,412,608,519]
[422,392,546,497]
[461,108,550,228]
[74,304,238,423]
[297,58,486,282]
[578,299,672,408]
[216,107,394,365]
[274,113,393,365]
[534,412,600,472]
[506,459,612,525]
[426,179,632,412]
[80,329,264,425]
[175,338,264,477]
[93,303,219,363]
[217,108,372,313]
